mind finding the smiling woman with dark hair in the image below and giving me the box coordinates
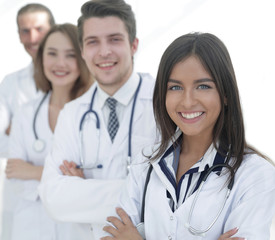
[102,32,275,240]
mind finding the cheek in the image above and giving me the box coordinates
[82,46,96,59]
[42,57,51,71]
[19,35,28,44]
[37,33,47,42]
[165,95,176,119]
[42,57,53,79]
[208,98,222,120]
[82,50,95,69]
[71,60,79,72]
[73,64,80,77]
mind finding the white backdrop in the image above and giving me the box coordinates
[0,0,274,236]
[0,0,274,160]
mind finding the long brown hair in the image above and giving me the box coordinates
[34,23,92,100]
[152,32,269,173]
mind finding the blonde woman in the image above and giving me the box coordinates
[4,23,92,240]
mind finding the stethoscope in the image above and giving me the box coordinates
[32,92,49,152]
[137,148,235,239]
[77,75,142,170]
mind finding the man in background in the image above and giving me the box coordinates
[0,3,55,157]
[0,4,55,239]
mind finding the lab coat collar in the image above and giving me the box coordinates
[155,130,221,174]
[77,72,153,107]
[96,72,140,109]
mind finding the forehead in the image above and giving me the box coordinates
[170,56,211,80]
[17,11,50,29]
[44,32,73,50]
[83,16,128,39]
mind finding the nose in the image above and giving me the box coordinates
[181,89,197,109]
[29,29,39,43]
[99,42,111,57]
[55,55,67,67]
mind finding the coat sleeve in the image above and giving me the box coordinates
[0,75,13,157]
[118,161,149,226]
[38,105,125,224]
[8,107,28,160]
[8,105,41,202]
[223,157,275,240]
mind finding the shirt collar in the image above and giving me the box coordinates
[159,130,223,173]
[96,72,140,109]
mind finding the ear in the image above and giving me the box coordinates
[131,38,139,56]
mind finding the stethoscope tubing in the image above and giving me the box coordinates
[78,75,142,169]
[32,92,49,152]
[139,157,235,237]
[186,163,234,236]
[33,92,49,140]
[79,88,100,131]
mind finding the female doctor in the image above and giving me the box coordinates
[102,32,275,240]
[4,23,92,240]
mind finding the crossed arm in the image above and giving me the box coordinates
[5,158,43,181]
[100,208,245,240]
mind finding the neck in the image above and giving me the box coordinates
[181,134,213,159]
[50,86,71,108]
[97,68,133,96]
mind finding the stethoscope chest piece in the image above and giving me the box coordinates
[33,139,46,152]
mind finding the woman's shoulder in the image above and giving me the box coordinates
[236,152,275,188]
[14,93,46,118]
[241,152,274,172]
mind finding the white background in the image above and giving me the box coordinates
[0,0,274,160]
[0,0,274,236]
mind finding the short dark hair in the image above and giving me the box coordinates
[34,23,92,100]
[77,0,136,46]
[17,3,55,27]
[152,32,267,173]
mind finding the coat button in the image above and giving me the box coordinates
[168,235,172,240]
[170,216,174,220]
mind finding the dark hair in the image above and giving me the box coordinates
[152,32,268,173]
[17,3,55,27]
[34,23,92,100]
[77,0,136,46]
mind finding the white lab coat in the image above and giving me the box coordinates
[0,63,41,157]
[2,93,88,240]
[38,72,158,240]
[117,134,275,240]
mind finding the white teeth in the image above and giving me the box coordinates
[181,112,203,119]
[99,63,114,67]
[54,71,67,76]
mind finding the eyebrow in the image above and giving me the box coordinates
[83,33,125,42]
[46,47,75,52]
[168,78,214,84]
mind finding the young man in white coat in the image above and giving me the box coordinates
[39,0,158,239]
[0,3,55,157]
[0,4,55,239]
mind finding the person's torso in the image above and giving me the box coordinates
[62,73,157,180]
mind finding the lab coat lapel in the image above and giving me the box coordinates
[111,77,148,150]
[152,161,178,206]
